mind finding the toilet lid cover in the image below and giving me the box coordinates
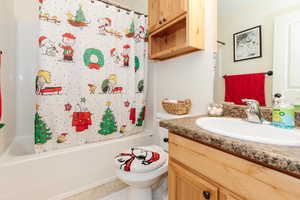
[115,145,167,173]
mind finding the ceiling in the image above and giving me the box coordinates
[219,0,300,13]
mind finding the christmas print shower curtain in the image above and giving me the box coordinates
[36,0,148,153]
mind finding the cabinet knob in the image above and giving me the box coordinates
[203,191,211,200]
[163,138,169,143]
[159,20,163,24]
[163,18,167,22]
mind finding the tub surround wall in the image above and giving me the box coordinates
[160,116,300,178]
[0,0,16,154]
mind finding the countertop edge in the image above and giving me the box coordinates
[160,117,300,179]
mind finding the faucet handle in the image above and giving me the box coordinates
[242,99,260,106]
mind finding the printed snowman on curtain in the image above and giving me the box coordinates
[36,0,148,153]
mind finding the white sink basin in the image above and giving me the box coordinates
[196,117,300,146]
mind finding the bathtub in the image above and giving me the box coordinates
[0,131,154,200]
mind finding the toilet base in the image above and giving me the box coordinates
[128,186,152,200]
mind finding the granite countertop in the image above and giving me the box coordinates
[160,116,300,178]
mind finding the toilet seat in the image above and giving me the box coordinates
[115,145,167,173]
[116,159,168,186]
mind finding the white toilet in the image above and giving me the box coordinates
[115,113,190,200]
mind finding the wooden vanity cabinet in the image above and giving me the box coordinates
[219,191,243,200]
[169,161,218,200]
[169,133,300,200]
[148,0,205,60]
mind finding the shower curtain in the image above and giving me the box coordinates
[36,0,148,152]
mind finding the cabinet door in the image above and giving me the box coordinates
[163,0,188,23]
[220,191,244,200]
[148,0,161,32]
[169,161,218,200]
[149,0,188,33]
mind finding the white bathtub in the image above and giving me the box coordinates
[0,131,154,200]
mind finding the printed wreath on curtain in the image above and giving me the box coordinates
[83,48,104,70]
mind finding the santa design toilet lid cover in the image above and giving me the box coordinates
[115,146,167,173]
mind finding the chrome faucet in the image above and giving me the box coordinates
[242,99,264,124]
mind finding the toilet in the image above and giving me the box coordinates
[115,112,190,200]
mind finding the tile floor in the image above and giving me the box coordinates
[99,188,129,200]
[98,176,168,200]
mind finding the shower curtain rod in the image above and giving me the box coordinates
[90,0,148,17]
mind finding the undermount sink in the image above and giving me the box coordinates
[196,117,300,146]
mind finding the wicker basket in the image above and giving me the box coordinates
[162,99,192,115]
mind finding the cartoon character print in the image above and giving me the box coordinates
[129,101,136,125]
[110,48,121,65]
[39,36,58,57]
[88,84,97,94]
[97,18,111,35]
[39,0,43,12]
[122,45,130,67]
[57,133,68,143]
[134,26,146,43]
[72,99,92,132]
[36,70,62,95]
[67,4,89,27]
[101,74,123,94]
[116,148,160,172]
[59,33,76,62]
[97,18,123,38]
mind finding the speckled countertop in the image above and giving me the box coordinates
[160,116,300,178]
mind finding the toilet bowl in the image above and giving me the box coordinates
[115,112,191,200]
[115,145,168,200]
[116,146,168,200]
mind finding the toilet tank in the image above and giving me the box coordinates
[156,112,192,152]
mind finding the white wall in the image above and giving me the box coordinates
[148,0,217,122]
[215,0,300,106]
[0,0,16,154]
[14,0,39,138]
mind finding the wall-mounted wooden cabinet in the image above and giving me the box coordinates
[148,0,188,33]
[148,0,205,60]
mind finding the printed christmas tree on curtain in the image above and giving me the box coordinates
[98,102,118,135]
[126,21,135,38]
[136,106,145,127]
[75,5,86,22]
[35,112,52,144]
[129,21,135,33]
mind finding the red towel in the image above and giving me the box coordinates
[224,73,266,106]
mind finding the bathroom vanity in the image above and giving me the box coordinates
[161,107,300,200]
